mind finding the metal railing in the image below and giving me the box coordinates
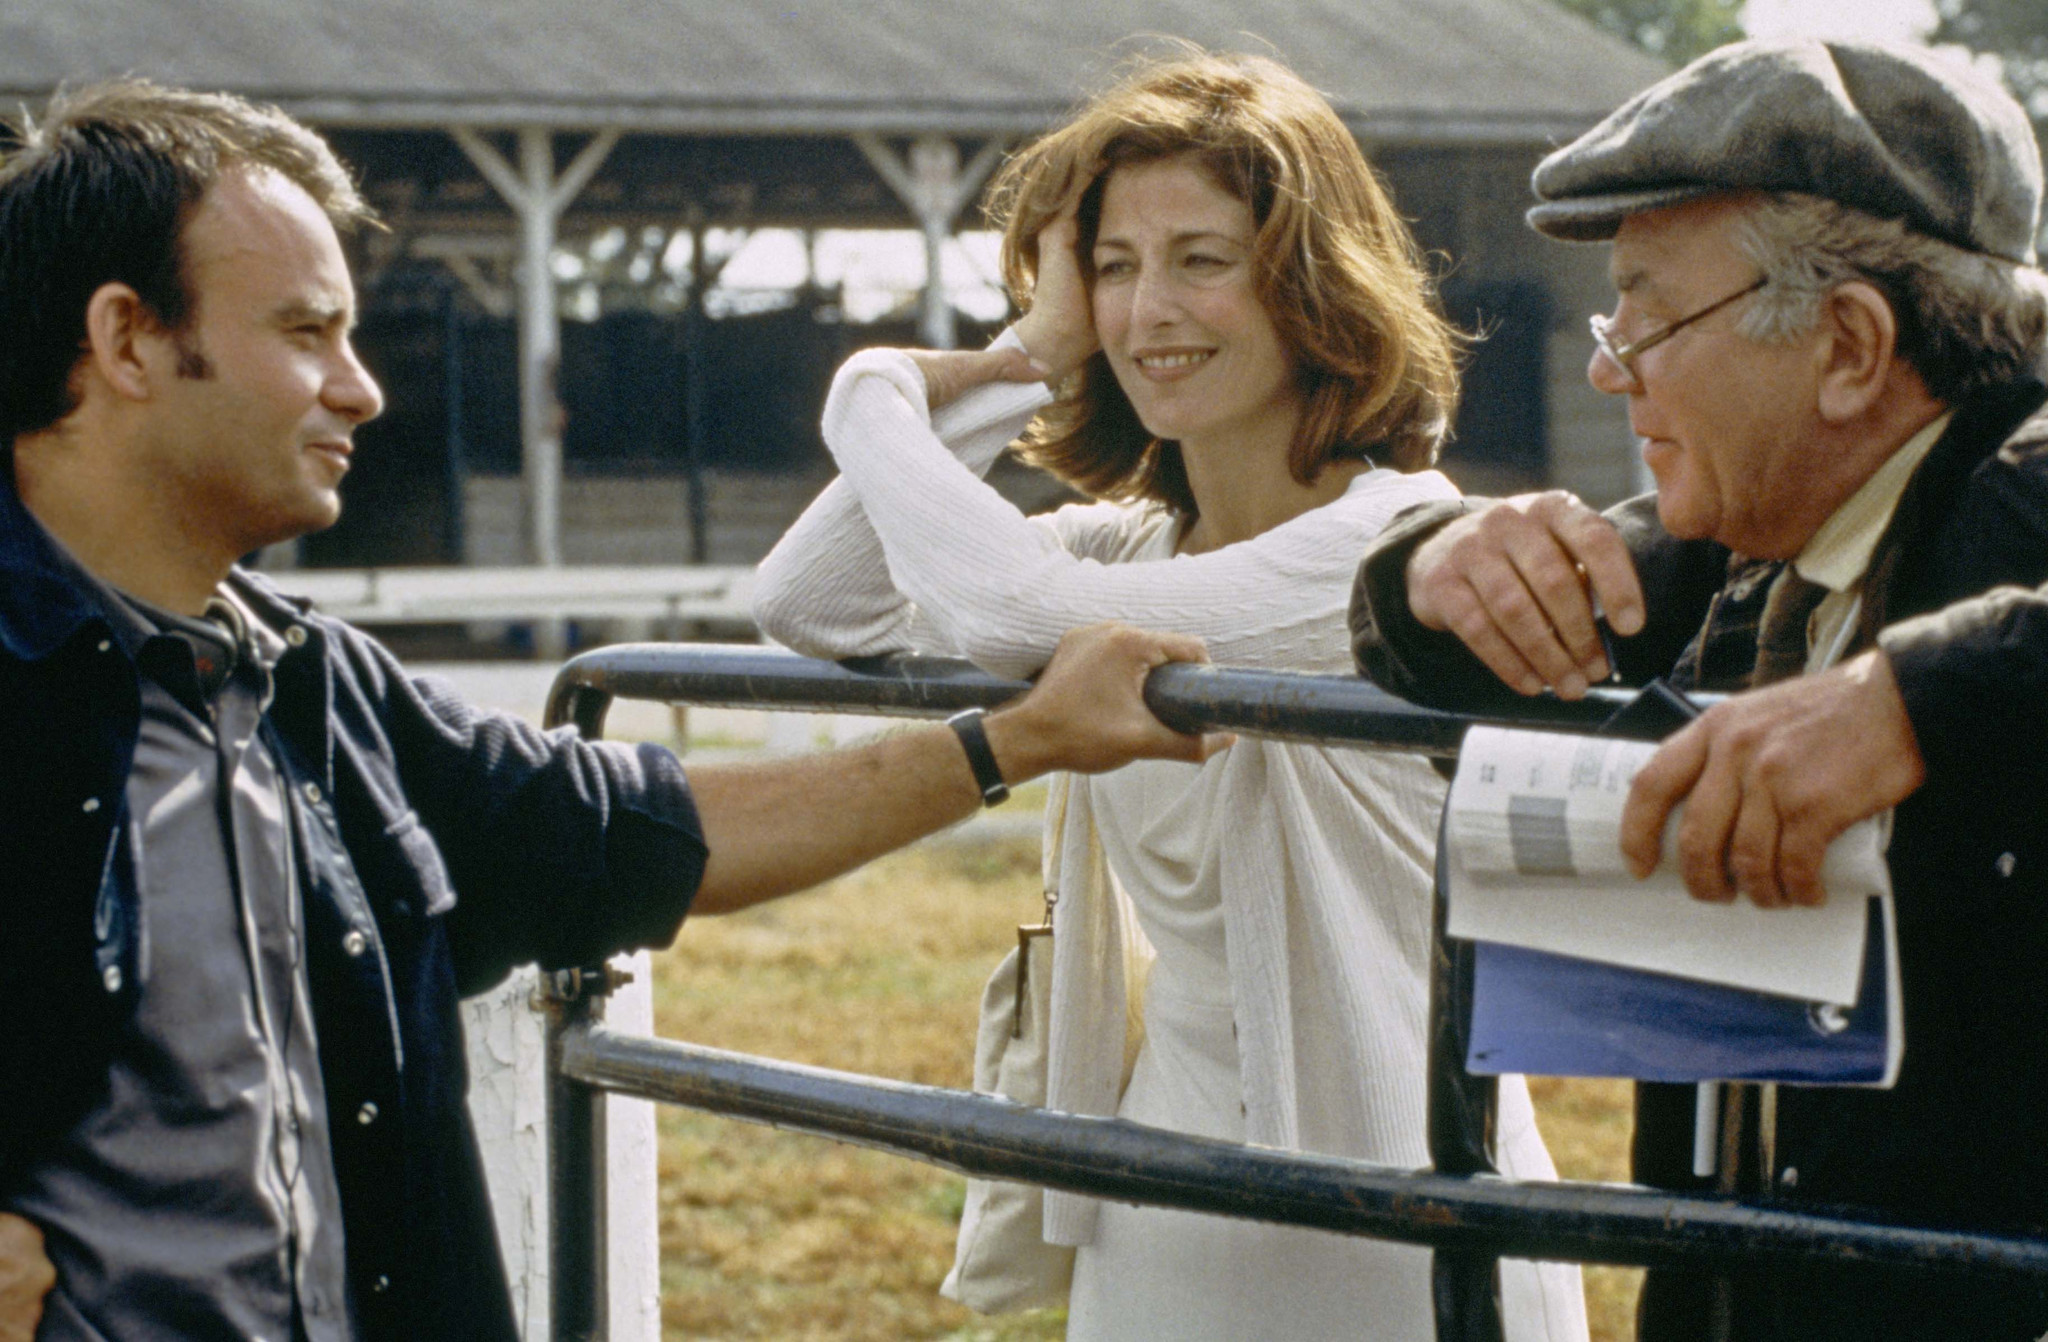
[536,643,2048,1341]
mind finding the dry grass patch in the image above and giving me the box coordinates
[652,838,1065,1340]
[1528,1076,1642,1340]
[651,837,1640,1340]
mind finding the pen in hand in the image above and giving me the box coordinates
[1590,593,1623,685]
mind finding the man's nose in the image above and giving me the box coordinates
[328,340,385,424]
[1587,343,1633,396]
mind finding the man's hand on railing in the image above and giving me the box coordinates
[0,1212,54,1342]
[686,622,1228,914]
[1408,492,1645,700]
[984,622,1233,777]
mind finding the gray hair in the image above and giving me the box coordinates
[1730,192,2048,402]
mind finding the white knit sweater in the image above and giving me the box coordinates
[755,347,1462,680]
[753,348,1574,1314]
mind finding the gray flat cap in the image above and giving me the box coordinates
[1528,38,2044,265]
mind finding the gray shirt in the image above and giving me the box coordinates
[8,553,356,1342]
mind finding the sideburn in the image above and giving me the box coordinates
[173,333,214,381]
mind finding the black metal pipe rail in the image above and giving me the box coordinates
[562,1023,2048,1282]
[537,643,2041,1340]
[544,641,1675,753]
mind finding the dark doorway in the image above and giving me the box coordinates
[1440,279,1552,495]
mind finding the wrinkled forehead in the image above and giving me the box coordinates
[1094,155,1257,246]
[1607,194,1756,294]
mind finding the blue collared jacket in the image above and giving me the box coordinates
[0,481,706,1342]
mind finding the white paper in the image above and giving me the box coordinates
[1446,726,1890,1006]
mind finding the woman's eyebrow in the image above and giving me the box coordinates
[1091,228,1244,250]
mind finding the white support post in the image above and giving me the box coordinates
[451,126,620,573]
[910,137,959,349]
[855,134,1007,349]
[463,956,659,1342]
[515,128,565,571]
[446,134,647,1342]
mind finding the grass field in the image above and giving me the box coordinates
[649,834,1643,1340]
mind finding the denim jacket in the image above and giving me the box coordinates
[0,482,706,1342]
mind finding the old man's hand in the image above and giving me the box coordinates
[1618,649,1926,907]
[1407,491,1645,699]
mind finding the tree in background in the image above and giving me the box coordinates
[1932,0,2047,147]
[1549,0,1743,66]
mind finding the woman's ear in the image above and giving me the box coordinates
[1815,280,1898,425]
[79,282,164,404]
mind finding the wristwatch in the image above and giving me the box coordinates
[945,707,1010,807]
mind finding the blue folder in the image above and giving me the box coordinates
[1465,896,1896,1085]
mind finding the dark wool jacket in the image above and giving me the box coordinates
[0,482,707,1342]
[1352,376,2048,1341]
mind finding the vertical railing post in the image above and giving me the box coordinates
[1427,814,1507,1342]
[537,965,628,1342]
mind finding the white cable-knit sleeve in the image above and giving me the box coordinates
[815,349,1463,679]
[751,332,1052,658]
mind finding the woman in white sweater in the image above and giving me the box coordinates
[754,52,1585,1342]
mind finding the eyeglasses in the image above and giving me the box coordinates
[1588,276,1768,392]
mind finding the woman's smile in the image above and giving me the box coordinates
[1133,347,1217,378]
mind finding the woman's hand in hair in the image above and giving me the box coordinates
[1013,194,1099,382]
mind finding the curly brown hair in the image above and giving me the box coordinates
[984,51,1462,517]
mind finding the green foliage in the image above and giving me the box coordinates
[1933,0,2048,252]
[1932,0,2048,125]
[1549,0,1745,67]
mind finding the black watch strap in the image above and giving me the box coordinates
[946,708,1010,807]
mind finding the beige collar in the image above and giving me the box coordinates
[1795,411,1952,593]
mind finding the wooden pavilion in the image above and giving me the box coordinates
[3,0,1668,572]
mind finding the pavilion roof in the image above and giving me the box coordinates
[5,0,1667,145]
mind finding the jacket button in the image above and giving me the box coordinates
[1779,1166,1798,1188]
[371,1274,391,1294]
[302,781,323,806]
[1996,852,2017,878]
[81,797,101,814]
[285,625,309,648]
[343,929,368,957]
[102,964,123,993]
[357,1101,379,1125]
[96,640,112,653]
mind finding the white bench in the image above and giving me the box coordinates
[267,564,757,628]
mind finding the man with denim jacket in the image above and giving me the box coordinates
[0,81,1225,1342]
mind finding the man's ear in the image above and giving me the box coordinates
[1815,280,1898,425]
[80,282,165,404]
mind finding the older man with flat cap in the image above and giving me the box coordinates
[1351,38,2048,1341]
